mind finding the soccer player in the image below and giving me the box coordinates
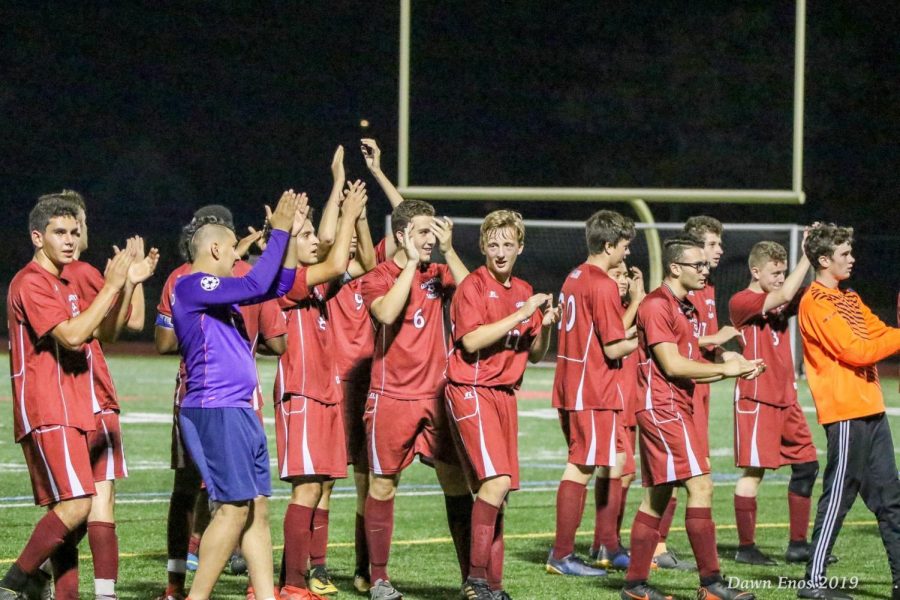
[52,190,159,600]
[359,199,471,600]
[593,262,645,563]
[2,197,135,600]
[360,138,404,261]
[155,205,274,600]
[797,223,900,600]
[273,181,369,600]
[313,149,379,594]
[172,190,305,600]
[547,210,638,578]
[729,238,820,566]
[621,235,762,600]
[445,210,558,600]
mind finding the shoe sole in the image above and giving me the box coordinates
[545,564,605,577]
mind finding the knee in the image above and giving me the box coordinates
[688,477,714,502]
[369,476,397,501]
[789,461,819,498]
[215,501,251,522]
[55,497,93,527]
[478,476,510,505]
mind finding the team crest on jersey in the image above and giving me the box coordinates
[464,390,474,399]
[420,277,441,299]
[67,294,81,317]
[570,269,582,279]
[489,290,499,299]
[354,293,364,310]
[317,316,327,331]
[200,276,220,291]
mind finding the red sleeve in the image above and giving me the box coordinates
[258,299,288,339]
[640,297,677,347]
[17,275,72,339]
[70,262,105,303]
[450,277,484,341]
[729,290,766,328]
[592,278,626,344]
[157,271,179,317]
[360,267,392,308]
[375,238,388,264]
[278,266,311,307]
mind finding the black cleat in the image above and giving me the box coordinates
[697,577,756,600]
[785,541,838,565]
[796,587,853,599]
[0,587,28,600]
[734,544,778,566]
[460,577,494,600]
[620,582,673,600]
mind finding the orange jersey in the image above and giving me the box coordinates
[798,281,900,424]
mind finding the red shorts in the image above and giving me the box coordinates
[637,408,709,487]
[619,423,637,476]
[691,384,711,459]
[342,377,370,470]
[446,384,520,490]
[734,399,817,469]
[276,395,347,480]
[364,391,458,475]
[558,409,629,469]
[21,426,96,506]
[87,410,128,482]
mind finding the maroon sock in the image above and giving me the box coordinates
[617,485,631,547]
[309,509,329,567]
[625,511,660,583]
[487,511,504,591]
[187,534,201,556]
[444,494,474,582]
[51,523,86,600]
[365,496,394,583]
[658,496,677,542]
[469,498,499,580]
[87,521,118,581]
[593,478,623,551]
[354,512,369,574]
[734,495,757,547]
[283,504,315,588]
[788,492,812,542]
[685,507,719,580]
[552,480,587,559]
[15,511,71,575]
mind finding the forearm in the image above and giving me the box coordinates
[155,325,178,354]
[304,215,356,288]
[529,325,553,363]
[371,265,417,324]
[102,281,138,342]
[354,214,376,272]
[317,182,343,256]
[837,330,900,366]
[622,300,640,330]
[126,284,146,331]
[461,309,532,353]
[370,168,404,207]
[51,285,121,349]
[655,349,727,380]
[604,337,638,360]
[765,255,810,312]
[443,248,469,284]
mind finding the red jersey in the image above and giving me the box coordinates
[620,349,640,427]
[688,282,719,341]
[553,263,628,411]
[447,266,542,388]
[374,238,388,264]
[730,288,802,407]
[63,260,120,413]
[7,262,95,441]
[328,276,375,381]
[636,283,700,413]
[360,260,456,400]
[276,266,340,405]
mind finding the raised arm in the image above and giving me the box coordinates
[622,267,646,330]
[431,217,469,284]
[101,237,159,342]
[362,138,404,208]
[349,205,376,276]
[304,181,367,288]
[369,223,419,325]
[763,230,812,313]
[317,145,346,257]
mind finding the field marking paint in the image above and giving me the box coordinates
[0,519,881,564]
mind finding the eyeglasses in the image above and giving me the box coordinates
[675,261,710,272]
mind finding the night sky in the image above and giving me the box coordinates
[2,1,898,333]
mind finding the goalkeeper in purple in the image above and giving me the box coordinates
[172,191,308,600]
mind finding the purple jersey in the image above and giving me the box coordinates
[174,229,295,409]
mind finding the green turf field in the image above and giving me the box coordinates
[1,352,897,599]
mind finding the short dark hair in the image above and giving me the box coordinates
[391,199,435,239]
[748,241,788,269]
[183,214,233,262]
[179,205,236,261]
[684,215,723,238]
[29,197,81,235]
[662,235,704,277]
[803,223,853,269]
[37,190,86,211]
[585,210,635,254]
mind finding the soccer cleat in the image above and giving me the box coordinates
[0,587,27,600]
[796,587,853,600]
[734,544,777,566]
[186,552,199,572]
[784,541,838,565]
[545,550,607,576]
[697,577,755,600]
[280,585,329,600]
[620,582,673,600]
[153,589,186,600]
[459,578,493,600]
[21,569,52,600]
[308,566,339,595]
[368,579,402,600]
[353,570,372,593]
[492,591,512,600]
[590,544,631,570]
[651,548,696,571]
[228,552,248,576]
